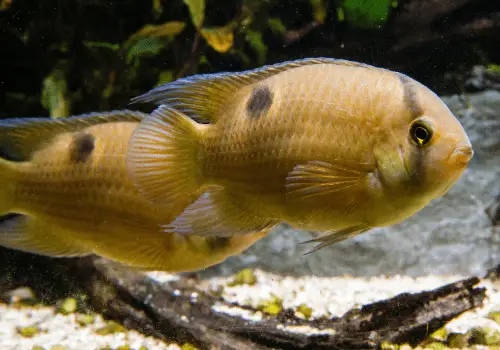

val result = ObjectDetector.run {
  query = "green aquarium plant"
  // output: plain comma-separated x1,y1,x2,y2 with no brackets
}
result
337,0,395,29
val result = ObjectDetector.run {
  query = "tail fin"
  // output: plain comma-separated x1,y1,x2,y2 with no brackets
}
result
127,105,205,204
0,158,16,216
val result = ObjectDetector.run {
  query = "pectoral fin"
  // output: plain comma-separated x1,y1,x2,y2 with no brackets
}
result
285,160,370,202
300,225,371,255
0,215,92,257
162,187,279,237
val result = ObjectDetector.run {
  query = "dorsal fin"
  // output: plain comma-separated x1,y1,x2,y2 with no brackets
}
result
0,110,147,161
130,57,378,123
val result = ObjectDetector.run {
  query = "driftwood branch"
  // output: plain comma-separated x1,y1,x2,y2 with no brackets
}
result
0,249,487,350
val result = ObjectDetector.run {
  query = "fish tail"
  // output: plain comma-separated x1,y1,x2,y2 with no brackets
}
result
127,105,205,204
0,157,17,216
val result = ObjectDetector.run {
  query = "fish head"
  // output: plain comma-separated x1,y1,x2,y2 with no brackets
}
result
400,88,473,200
373,78,473,206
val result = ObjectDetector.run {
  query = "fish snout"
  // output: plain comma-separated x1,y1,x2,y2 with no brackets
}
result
450,145,474,167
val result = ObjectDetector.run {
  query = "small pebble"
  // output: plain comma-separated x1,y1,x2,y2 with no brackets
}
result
17,326,40,338
228,268,257,286
95,320,126,335
75,313,95,326
296,304,312,320
489,311,500,325
5,287,38,306
257,294,283,316
116,345,131,350
423,342,447,350
429,327,448,342
50,345,68,350
447,332,469,348
57,298,77,315
380,341,399,350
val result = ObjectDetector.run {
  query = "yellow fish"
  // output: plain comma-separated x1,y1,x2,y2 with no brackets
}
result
127,57,473,252
0,111,267,271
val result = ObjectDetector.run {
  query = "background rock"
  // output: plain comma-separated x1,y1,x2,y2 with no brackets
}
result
202,90,500,278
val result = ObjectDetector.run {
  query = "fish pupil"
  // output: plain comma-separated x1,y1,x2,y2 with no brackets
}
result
411,123,431,146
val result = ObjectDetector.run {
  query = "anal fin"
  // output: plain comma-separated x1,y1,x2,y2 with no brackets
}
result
162,187,279,237
300,225,371,255
0,214,92,257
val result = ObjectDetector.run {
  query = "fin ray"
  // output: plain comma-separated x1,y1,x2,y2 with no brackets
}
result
285,160,370,202
127,105,203,204
130,58,378,123
0,215,92,257
162,187,278,237
301,225,371,254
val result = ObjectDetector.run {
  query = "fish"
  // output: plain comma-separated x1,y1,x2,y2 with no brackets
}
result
0,111,267,272
127,57,474,253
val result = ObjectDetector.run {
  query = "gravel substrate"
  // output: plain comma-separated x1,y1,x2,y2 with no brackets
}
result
3,270,500,349
0,298,181,350
198,271,469,321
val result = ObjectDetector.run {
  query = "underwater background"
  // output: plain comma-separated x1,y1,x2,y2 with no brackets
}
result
1,0,500,349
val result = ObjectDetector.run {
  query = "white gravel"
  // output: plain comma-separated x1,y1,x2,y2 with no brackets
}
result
198,270,468,320
0,301,181,350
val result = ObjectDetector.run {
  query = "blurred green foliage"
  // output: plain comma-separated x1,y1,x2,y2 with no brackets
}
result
340,0,394,29
0,0,494,118
41,69,70,118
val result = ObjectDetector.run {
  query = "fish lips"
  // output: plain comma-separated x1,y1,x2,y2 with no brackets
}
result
450,145,474,167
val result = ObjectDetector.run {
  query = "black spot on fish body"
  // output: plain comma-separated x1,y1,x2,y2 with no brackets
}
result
398,74,424,119
69,133,95,163
206,237,231,251
246,86,273,119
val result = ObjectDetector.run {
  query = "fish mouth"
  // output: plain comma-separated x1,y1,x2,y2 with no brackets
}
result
450,145,474,167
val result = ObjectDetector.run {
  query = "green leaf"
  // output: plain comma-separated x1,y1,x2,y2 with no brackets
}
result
199,55,209,65
337,7,345,22
125,21,186,48
183,0,205,29
245,30,267,65
341,0,392,29
83,41,120,51
41,70,70,118
200,26,234,53
156,70,174,86
310,0,327,24
268,18,287,36
126,38,164,63
152,0,163,17
486,64,500,74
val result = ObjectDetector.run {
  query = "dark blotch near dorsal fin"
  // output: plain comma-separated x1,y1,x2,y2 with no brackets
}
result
246,85,274,119
206,237,231,251
399,74,423,119
69,132,95,163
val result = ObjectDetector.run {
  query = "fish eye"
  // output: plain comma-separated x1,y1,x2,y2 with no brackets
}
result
410,121,433,146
